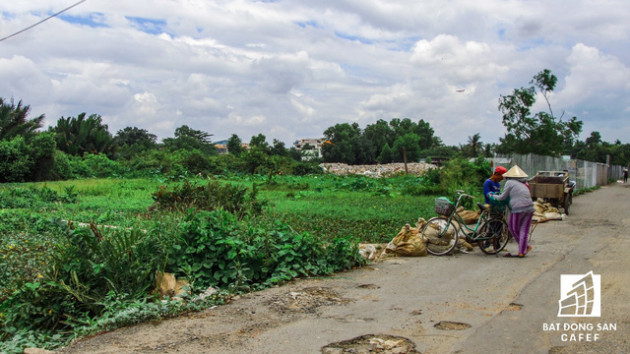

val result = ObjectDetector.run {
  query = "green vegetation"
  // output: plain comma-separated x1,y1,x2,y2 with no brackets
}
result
0,157,493,353
572,185,600,196
497,69,583,156
1,67,625,353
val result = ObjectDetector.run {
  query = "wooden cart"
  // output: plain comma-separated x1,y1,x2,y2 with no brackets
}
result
528,170,575,215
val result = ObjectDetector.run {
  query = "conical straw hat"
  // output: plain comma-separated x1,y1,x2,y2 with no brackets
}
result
503,165,528,178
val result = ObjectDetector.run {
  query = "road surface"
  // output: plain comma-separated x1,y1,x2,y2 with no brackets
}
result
61,182,630,354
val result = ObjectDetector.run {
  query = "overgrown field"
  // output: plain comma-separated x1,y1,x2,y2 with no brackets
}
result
0,164,487,353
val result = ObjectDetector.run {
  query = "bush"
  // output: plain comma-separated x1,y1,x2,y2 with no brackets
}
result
0,137,33,182
169,210,364,290
83,153,123,177
0,210,193,353
50,150,73,180
150,179,266,218
437,157,491,195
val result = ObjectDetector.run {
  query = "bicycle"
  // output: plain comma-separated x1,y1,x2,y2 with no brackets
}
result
420,190,511,256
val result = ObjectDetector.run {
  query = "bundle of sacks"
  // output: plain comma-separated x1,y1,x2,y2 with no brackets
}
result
385,222,428,257
533,199,564,223
384,216,476,257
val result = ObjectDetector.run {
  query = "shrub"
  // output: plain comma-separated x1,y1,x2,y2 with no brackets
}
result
82,153,123,177
150,179,266,218
50,150,73,180
437,157,491,194
0,137,33,182
169,210,364,290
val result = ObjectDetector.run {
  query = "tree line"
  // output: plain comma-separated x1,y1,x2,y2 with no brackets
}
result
322,69,629,166
0,98,323,183
1,70,627,183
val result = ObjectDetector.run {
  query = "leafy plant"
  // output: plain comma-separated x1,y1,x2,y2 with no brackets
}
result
150,179,266,218
168,210,364,290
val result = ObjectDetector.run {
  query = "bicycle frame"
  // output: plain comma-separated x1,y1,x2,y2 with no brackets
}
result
442,192,492,241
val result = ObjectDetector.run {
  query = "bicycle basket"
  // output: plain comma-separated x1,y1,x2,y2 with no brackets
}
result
434,197,455,216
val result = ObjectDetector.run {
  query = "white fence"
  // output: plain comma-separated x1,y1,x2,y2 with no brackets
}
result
491,154,626,190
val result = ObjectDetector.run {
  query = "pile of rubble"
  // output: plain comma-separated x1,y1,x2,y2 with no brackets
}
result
320,162,434,177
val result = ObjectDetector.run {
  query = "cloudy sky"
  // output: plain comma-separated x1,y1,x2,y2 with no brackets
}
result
1,0,629,147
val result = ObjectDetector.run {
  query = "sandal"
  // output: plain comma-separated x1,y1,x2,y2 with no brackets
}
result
504,253,514,257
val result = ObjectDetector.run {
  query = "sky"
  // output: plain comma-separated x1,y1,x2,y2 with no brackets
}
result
1,0,629,147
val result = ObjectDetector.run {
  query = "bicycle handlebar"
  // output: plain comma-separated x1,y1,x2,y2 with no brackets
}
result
456,190,474,199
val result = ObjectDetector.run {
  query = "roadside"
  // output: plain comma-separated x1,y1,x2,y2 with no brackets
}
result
60,183,630,354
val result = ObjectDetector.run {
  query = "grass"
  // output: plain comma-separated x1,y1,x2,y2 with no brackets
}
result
1,171,489,353
0,174,454,242
264,191,434,242
1,178,162,228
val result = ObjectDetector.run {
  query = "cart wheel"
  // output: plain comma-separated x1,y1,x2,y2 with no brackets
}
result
563,194,571,215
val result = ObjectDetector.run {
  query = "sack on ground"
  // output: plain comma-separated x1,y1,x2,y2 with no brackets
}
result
386,224,427,257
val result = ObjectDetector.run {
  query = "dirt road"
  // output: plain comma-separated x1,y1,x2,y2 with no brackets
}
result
61,183,630,354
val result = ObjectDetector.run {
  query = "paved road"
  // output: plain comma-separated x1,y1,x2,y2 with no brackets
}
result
62,183,630,354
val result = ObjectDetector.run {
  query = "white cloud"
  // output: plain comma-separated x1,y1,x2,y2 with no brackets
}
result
1,0,629,146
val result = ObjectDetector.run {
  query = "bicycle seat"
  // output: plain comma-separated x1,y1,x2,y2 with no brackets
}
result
477,202,488,211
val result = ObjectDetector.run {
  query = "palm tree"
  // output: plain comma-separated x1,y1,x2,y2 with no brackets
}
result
50,113,115,156
467,133,483,157
0,98,44,141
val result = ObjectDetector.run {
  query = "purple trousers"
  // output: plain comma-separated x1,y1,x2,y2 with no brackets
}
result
508,212,533,255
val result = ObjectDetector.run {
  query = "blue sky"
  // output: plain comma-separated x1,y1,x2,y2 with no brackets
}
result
0,0,629,147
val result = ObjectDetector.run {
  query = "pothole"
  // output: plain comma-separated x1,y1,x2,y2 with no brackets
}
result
434,321,471,330
322,334,419,353
357,283,380,289
505,303,523,311
267,287,352,314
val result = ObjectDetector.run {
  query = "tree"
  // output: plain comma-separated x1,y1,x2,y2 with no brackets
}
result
0,136,33,182
392,133,421,162
363,119,391,162
271,139,288,156
567,131,630,164
114,127,157,160
321,123,362,164
0,97,44,142
27,132,56,181
227,134,243,156
414,119,435,150
249,134,270,153
0,132,56,182
50,113,115,156
378,143,393,163
163,125,216,155
115,127,157,148
498,69,583,156
461,133,483,158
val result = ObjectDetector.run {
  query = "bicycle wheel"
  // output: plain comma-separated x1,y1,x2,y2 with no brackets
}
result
478,218,510,255
421,216,459,256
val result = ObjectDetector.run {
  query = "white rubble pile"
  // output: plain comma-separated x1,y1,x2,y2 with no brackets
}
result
320,162,435,177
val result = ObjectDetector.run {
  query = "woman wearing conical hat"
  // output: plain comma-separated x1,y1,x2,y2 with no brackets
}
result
488,165,534,257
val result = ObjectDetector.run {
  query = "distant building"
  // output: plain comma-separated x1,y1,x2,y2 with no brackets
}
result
293,138,324,160
214,140,249,154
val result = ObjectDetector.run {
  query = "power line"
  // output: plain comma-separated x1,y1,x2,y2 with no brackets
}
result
0,0,88,43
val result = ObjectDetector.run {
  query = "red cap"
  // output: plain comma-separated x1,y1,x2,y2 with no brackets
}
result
495,166,507,175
